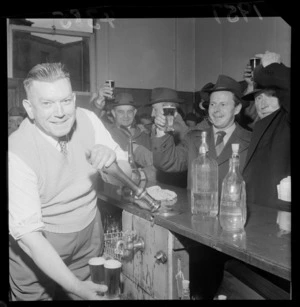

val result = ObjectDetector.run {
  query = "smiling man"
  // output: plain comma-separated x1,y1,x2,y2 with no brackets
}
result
9,62,131,301
107,92,151,152
151,75,252,299
152,75,251,191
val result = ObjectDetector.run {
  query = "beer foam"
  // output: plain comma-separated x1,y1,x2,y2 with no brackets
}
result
88,257,106,266
104,259,122,269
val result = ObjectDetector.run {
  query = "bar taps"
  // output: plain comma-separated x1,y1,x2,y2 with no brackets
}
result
115,231,145,259
103,161,160,213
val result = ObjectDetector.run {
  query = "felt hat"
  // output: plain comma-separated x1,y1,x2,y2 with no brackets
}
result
110,92,139,108
243,63,290,101
208,75,244,99
147,87,184,106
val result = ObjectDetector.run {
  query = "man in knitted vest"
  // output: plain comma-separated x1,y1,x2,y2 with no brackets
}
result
9,63,131,300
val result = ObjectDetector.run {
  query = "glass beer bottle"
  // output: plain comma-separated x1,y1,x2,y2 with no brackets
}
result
191,131,218,217
219,144,247,232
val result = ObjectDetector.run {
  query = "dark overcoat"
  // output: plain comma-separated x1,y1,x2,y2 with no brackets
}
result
243,106,290,211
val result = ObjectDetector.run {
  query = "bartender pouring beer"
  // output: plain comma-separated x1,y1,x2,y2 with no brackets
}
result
8,62,131,300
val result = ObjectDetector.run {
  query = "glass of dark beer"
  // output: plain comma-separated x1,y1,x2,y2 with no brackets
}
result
249,57,261,72
104,259,122,299
105,80,115,100
88,257,106,285
162,104,176,131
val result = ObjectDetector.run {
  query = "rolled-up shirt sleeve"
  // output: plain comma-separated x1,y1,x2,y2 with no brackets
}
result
9,152,44,240
83,109,128,161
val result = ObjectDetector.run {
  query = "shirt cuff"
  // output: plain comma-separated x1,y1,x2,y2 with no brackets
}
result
9,213,45,240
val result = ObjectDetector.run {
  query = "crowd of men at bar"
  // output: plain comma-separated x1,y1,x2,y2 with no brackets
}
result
8,50,290,300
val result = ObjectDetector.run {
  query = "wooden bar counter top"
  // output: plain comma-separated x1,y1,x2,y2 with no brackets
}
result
97,180,291,282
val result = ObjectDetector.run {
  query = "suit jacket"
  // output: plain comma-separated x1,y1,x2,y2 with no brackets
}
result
243,107,290,211
152,123,252,192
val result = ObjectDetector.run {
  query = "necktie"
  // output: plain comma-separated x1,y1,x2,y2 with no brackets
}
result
215,131,226,157
58,137,68,156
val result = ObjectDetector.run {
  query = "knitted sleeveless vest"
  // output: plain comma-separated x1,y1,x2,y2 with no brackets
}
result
9,108,98,233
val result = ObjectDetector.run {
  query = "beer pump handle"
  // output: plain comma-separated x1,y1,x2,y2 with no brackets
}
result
103,162,160,213
103,161,144,197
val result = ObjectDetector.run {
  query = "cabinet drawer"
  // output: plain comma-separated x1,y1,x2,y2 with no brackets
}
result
122,211,171,299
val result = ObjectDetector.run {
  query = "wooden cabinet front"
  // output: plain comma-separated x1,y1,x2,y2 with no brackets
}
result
121,211,189,300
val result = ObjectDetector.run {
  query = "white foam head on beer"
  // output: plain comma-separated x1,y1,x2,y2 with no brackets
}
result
104,259,122,269
88,257,106,266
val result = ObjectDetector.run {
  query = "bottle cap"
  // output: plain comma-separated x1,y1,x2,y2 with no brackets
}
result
232,143,239,153
201,131,207,138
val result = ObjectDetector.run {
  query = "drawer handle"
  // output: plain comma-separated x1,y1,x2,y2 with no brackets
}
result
154,251,168,264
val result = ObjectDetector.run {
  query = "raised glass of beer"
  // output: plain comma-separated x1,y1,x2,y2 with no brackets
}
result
105,80,115,100
249,58,261,72
162,103,176,131
104,259,122,299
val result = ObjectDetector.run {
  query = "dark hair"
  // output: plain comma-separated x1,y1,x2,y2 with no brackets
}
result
139,112,152,120
185,112,198,123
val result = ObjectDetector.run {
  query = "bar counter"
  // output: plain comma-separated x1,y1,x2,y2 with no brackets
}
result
97,181,291,282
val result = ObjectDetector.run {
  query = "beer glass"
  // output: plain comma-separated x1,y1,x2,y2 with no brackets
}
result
104,259,122,299
249,57,261,72
162,104,176,131
105,80,115,100
88,257,106,285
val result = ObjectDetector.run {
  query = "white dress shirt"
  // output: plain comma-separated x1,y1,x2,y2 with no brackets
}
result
9,108,128,239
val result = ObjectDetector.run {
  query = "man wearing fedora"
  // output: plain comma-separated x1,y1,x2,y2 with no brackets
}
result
107,92,152,152
242,51,290,210
152,76,251,192
148,87,189,142
147,87,189,188
151,78,252,299
106,92,159,183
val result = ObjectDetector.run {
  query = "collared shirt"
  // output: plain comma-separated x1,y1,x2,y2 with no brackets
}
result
212,122,236,147
9,108,128,239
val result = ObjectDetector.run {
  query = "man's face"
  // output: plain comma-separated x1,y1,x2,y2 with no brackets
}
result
111,105,137,128
254,90,280,119
208,91,241,129
8,115,24,135
23,78,76,140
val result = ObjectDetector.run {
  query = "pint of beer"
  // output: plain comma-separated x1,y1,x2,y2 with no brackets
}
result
162,104,176,131
88,257,106,285
249,57,261,72
104,259,122,299
105,80,115,100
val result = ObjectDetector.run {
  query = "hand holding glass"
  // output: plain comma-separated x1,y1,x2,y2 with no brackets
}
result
89,257,106,285
104,259,122,299
105,80,115,100
162,105,176,131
